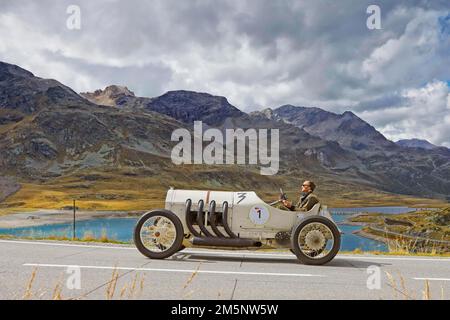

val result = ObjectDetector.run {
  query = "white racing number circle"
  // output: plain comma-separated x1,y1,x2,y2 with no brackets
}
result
249,206,270,225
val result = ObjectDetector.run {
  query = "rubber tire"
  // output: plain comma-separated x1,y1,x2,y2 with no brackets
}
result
291,216,341,265
134,210,184,259
290,248,323,257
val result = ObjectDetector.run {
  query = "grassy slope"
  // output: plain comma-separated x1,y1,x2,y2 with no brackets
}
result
349,207,450,242
0,166,448,216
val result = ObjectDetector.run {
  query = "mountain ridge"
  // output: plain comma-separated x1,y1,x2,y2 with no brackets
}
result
252,105,398,155
396,138,446,150
1,61,450,200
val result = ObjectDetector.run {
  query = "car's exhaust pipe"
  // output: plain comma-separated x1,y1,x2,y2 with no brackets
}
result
208,200,226,238
221,201,237,238
191,237,261,248
185,199,201,237
185,198,236,239
196,200,214,237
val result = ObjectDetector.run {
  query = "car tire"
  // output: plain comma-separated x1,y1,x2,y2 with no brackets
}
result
291,215,341,265
134,210,184,259
290,248,323,257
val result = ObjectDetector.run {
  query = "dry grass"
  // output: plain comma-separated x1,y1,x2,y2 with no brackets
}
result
0,170,169,212
52,275,64,300
183,263,202,290
0,233,128,244
23,267,37,299
384,270,447,300
380,231,447,255
1,167,448,214
118,273,146,299
181,263,202,299
340,250,450,257
20,266,148,300
351,207,450,254
106,268,119,300
423,280,431,300
79,229,113,243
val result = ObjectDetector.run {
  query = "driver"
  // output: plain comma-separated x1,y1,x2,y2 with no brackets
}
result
281,181,319,212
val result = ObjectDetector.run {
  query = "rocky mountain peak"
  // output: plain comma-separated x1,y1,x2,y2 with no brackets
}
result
271,104,396,153
249,108,274,119
103,85,135,97
145,90,245,125
260,108,275,118
81,85,135,106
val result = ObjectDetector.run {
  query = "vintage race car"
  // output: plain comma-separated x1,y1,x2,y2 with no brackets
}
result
134,188,341,265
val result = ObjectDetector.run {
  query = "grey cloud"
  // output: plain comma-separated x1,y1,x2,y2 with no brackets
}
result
43,51,173,98
0,0,449,145
354,94,408,113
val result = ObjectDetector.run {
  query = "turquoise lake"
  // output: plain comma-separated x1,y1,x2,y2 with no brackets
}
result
0,207,421,252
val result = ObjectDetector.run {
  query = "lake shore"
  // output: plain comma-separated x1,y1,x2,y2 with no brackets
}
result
0,209,143,229
340,213,390,244
352,229,388,244
0,206,419,229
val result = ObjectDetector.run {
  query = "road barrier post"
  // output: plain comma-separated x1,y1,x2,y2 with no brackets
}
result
73,199,76,240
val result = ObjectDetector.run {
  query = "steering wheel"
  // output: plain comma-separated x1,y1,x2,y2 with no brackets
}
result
269,188,288,206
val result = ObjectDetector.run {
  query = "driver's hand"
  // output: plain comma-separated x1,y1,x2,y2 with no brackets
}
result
282,200,292,208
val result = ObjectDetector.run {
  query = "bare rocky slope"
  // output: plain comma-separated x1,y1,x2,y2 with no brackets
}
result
1,61,450,200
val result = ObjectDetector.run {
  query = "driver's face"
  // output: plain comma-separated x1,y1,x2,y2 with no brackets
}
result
301,181,311,193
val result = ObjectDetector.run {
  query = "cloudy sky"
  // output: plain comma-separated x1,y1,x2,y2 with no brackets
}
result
1,0,449,146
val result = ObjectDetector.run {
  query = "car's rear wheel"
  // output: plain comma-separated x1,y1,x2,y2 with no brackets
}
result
134,210,184,259
291,216,340,265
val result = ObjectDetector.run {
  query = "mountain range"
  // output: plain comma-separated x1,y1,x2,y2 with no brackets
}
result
1,61,449,202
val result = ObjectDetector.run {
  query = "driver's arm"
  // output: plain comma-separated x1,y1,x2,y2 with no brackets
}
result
281,200,296,211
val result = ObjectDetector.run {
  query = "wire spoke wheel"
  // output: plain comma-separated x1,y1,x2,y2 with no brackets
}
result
134,210,184,259
291,216,341,265
298,222,333,259
140,216,177,253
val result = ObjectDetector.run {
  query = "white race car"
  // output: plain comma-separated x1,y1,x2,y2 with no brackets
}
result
134,188,341,265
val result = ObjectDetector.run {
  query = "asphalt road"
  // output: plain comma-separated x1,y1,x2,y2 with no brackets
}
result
0,239,449,300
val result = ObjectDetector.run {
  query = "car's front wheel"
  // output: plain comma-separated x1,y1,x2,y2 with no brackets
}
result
291,216,340,265
134,210,184,259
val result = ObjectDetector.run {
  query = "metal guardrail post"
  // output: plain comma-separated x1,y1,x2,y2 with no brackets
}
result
73,199,76,240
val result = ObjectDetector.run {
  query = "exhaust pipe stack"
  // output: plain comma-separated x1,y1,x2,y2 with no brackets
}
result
184,197,256,247
208,201,226,238
221,201,238,238
185,199,201,237
196,200,214,237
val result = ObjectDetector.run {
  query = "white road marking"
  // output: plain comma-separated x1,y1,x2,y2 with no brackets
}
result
2,239,449,262
339,256,450,262
22,263,324,278
184,250,450,263
413,277,450,282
